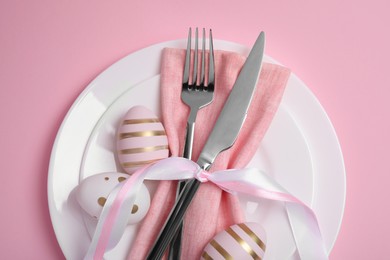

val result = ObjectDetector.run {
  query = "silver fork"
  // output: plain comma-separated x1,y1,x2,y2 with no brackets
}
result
181,27,215,160
168,27,215,260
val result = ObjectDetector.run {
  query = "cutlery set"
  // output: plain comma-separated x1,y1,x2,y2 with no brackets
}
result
147,28,266,259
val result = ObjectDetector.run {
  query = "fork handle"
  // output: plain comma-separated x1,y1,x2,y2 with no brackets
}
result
168,202,183,260
168,120,195,259
166,119,196,259
147,179,201,260
183,120,195,160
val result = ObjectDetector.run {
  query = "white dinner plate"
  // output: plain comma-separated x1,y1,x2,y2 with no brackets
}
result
48,39,345,260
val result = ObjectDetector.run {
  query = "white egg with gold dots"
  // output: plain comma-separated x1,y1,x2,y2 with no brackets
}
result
76,172,150,225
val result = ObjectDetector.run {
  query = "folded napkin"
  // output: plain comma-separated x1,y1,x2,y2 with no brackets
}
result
127,48,291,259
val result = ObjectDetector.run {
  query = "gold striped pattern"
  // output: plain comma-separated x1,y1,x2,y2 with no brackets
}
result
210,239,233,260
226,227,261,260
123,118,160,124
119,130,166,140
238,223,266,251
201,251,213,260
122,159,161,168
119,145,168,154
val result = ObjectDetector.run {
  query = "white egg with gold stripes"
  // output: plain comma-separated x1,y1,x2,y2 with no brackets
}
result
202,222,267,260
116,106,169,174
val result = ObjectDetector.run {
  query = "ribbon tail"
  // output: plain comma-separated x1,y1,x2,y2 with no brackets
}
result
83,157,198,259
84,165,150,260
209,168,329,260
286,203,328,260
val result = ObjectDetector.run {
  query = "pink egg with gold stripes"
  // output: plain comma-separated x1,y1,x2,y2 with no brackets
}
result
202,222,267,260
116,106,169,174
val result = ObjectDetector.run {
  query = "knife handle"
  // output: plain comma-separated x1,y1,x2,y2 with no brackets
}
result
147,179,201,260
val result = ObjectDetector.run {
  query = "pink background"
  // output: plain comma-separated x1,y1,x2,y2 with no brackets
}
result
1,0,388,259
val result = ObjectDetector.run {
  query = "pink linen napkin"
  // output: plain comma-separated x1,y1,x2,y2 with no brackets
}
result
127,48,291,259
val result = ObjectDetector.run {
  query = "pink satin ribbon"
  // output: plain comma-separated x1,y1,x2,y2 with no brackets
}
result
84,157,328,260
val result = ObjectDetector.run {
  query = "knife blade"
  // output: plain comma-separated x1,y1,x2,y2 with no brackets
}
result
196,31,265,170
147,31,265,260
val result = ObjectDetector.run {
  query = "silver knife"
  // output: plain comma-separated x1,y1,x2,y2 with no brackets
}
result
147,31,265,260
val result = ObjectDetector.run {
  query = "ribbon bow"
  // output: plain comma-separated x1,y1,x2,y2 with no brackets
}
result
84,157,328,260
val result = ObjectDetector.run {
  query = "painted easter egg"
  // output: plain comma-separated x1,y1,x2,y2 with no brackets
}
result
116,106,169,174
76,172,150,225
202,222,267,260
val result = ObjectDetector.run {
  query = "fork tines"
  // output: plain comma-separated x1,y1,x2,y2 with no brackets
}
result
183,27,215,91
